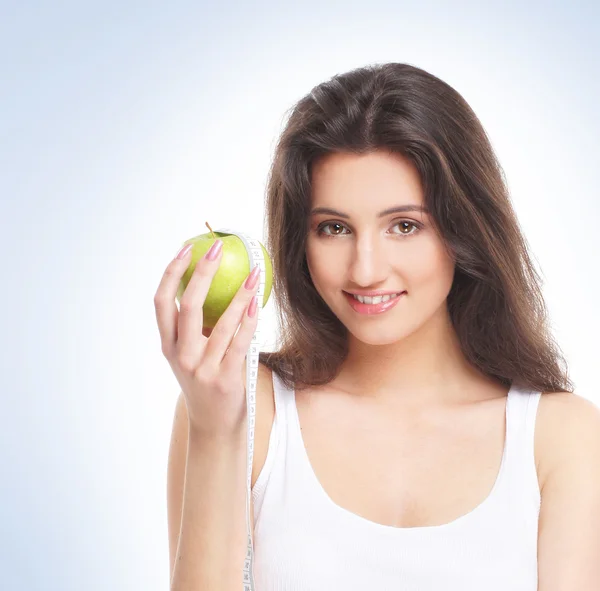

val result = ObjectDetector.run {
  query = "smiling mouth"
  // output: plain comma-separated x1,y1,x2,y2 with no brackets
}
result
344,291,406,304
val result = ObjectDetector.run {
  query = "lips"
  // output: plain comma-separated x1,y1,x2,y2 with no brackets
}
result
343,290,406,315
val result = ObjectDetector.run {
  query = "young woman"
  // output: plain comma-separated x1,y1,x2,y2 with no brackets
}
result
160,63,600,590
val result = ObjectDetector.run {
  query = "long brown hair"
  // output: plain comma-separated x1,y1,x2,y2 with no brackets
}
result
258,62,573,396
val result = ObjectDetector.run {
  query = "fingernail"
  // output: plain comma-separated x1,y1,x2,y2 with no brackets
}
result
244,265,260,289
248,296,258,317
176,244,193,260
204,240,223,261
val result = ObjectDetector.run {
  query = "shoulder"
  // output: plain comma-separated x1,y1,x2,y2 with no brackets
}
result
536,391,600,584
536,390,600,493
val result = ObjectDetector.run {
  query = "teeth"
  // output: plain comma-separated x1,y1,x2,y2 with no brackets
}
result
351,293,401,304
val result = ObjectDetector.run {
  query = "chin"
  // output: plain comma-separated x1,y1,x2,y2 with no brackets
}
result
343,318,419,346
342,305,435,348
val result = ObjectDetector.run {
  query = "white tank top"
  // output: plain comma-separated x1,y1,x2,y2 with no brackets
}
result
251,370,542,590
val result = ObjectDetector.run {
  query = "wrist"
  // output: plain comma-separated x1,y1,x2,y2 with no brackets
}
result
188,421,247,450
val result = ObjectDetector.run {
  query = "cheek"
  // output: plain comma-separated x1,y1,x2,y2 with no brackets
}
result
305,241,346,301
403,242,455,291
306,243,333,285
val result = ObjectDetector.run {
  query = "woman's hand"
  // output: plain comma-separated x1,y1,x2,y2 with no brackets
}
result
154,240,261,439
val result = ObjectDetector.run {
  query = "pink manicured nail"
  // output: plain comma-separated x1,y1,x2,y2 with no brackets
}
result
248,296,258,318
244,265,260,289
204,240,223,261
176,244,193,259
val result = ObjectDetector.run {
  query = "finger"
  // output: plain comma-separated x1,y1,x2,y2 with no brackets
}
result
177,240,224,355
202,265,261,367
221,292,261,374
154,244,195,356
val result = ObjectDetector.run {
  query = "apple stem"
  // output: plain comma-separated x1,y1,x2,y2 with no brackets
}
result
205,221,216,239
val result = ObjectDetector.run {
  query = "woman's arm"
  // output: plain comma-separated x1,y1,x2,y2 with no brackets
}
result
537,392,600,590
168,391,252,591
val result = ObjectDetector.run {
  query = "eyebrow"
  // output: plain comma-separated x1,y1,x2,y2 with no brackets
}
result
310,205,429,218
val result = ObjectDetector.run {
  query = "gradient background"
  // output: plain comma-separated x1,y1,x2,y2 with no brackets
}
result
1,1,598,589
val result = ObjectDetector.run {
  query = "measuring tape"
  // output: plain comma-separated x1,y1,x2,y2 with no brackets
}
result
214,227,266,590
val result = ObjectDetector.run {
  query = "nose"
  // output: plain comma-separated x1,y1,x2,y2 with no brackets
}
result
347,234,389,287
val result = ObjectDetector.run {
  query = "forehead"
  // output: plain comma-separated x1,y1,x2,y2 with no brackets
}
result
311,150,424,207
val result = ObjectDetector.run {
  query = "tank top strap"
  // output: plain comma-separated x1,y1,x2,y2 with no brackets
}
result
271,369,293,429
251,369,292,512
501,382,543,519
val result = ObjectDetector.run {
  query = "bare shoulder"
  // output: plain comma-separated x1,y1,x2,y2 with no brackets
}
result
536,389,600,493
536,391,600,584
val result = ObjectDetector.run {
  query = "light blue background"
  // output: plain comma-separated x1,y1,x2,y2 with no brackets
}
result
1,1,598,589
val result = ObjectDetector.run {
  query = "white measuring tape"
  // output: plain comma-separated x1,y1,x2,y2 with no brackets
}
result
214,227,266,590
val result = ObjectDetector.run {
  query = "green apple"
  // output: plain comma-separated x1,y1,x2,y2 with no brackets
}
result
176,227,273,329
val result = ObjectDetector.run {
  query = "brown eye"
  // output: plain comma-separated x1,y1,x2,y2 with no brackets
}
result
393,221,420,236
317,222,348,236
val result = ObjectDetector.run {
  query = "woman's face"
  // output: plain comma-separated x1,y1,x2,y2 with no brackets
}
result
305,150,456,346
